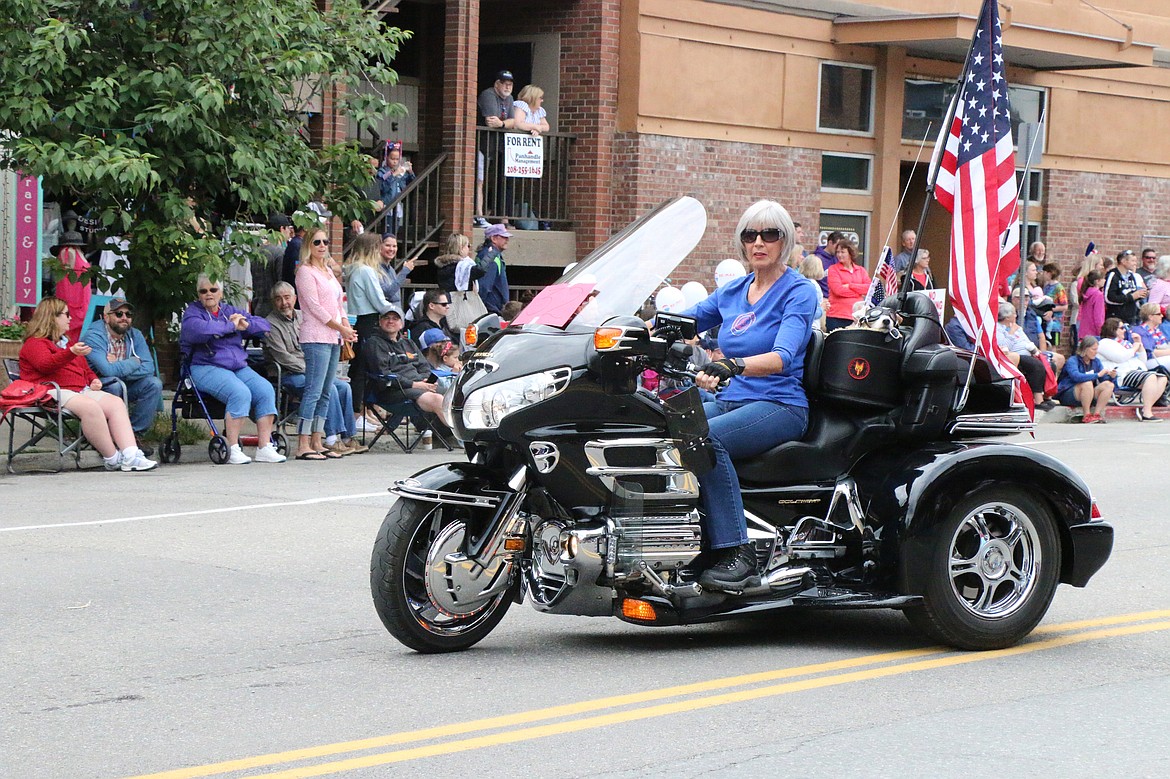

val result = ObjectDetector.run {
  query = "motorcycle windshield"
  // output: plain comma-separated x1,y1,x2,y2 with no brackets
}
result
512,196,708,329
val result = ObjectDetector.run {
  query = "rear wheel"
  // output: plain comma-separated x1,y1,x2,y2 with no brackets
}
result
904,487,1061,650
371,497,516,653
273,432,288,457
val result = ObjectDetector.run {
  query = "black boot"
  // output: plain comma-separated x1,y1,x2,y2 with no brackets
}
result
698,543,759,592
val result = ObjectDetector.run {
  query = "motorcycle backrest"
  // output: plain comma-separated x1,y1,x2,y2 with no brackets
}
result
802,328,824,393
895,292,946,367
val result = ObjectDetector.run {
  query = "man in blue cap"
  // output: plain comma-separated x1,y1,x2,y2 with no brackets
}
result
476,223,512,314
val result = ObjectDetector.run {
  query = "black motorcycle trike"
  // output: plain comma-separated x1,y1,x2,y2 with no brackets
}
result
370,197,1113,653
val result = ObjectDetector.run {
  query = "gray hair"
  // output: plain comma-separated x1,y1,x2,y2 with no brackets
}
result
735,200,796,264
1077,335,1099,354
997,301,1016,321
195,273,221,289
1156,255,1170,281
271,281,295,301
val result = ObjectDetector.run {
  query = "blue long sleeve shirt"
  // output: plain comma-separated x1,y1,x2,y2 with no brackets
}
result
476,245,510,314
1056,354,1104,396
681,269,818,407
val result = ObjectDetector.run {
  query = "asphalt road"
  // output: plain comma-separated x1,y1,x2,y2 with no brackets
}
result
2,423,1168,779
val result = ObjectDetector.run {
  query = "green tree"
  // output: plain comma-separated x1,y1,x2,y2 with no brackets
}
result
0,0,408,328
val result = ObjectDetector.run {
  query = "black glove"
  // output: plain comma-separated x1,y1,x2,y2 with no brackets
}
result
702,357,745,381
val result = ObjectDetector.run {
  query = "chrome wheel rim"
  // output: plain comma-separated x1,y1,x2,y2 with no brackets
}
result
948,502,1041,620
401,504,508,637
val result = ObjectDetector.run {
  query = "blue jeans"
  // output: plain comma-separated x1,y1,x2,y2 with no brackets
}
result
299,342,341,435
283,374,355,439
189,364,277,420
698,399,809,549
101,374,163,434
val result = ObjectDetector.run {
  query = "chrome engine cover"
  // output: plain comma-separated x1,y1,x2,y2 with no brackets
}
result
612,510,702,575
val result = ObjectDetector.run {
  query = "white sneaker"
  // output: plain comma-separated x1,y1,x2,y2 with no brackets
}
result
355,416,380,433
104,452,124,471
228,444,252,465
254,444,287,463
417,431,433,450
120,449,158,472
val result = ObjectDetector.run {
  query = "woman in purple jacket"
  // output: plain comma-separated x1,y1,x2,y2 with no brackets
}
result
180,274,285,464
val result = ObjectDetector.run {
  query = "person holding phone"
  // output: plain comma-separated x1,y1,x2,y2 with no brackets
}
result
1055,336,1115,424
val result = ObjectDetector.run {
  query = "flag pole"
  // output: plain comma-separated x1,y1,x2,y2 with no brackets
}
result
898,1,987,298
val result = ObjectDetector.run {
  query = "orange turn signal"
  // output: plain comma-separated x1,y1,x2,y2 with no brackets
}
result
464,324,478,348
594,327,624,351
503,537,526,552
621,598,657,622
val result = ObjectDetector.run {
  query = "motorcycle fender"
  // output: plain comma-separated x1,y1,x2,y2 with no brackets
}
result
390,462,524,556
389,462,511,510
852,442,1100,590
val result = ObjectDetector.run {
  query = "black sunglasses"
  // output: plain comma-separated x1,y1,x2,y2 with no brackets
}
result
107,310,132,318
312,238,330,246
740,228,784,244
198,287,220,294
434,300,451,306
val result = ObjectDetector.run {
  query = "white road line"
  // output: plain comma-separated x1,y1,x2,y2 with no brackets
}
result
0,491,391,533
1022,438,1084,446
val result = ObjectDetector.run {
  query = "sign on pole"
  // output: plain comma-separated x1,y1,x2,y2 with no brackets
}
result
12,173,42,307
504,134,544,178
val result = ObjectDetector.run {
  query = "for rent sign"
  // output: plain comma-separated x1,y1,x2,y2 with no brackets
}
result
504,134,544,178
12,173,42,306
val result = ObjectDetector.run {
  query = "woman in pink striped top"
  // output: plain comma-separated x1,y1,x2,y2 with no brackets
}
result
295,228,357,460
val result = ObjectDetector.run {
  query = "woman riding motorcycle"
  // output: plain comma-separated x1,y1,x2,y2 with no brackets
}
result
682,200,818,591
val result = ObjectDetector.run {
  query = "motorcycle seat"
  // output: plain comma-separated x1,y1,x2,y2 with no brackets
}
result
735,407,893,486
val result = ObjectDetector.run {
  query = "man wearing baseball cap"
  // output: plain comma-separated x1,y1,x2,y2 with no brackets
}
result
81,297,164,455
476,223,512,314
478,69,517,218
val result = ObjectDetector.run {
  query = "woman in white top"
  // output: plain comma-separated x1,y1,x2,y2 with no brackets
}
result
1097,316,1167,421
512,85,550,135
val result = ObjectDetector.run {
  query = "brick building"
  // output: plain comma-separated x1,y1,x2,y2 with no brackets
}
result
8,0,1170,310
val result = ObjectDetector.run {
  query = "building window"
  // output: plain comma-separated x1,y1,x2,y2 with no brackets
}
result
818,211,870,261
902,79,1046,146
1015,169,1043,205
819,63,874,135
822,153,872,193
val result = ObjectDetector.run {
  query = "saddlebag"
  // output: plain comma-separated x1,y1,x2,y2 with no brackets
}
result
819,328,903,409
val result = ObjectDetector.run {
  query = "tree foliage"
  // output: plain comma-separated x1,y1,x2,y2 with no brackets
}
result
0,0,408,325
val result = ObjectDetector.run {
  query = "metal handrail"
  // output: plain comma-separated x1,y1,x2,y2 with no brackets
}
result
344,151,448,258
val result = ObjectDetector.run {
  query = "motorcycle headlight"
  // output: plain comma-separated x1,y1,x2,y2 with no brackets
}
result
463,367,572,430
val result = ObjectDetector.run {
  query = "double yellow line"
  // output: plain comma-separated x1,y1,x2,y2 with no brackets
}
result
126,610,1170,779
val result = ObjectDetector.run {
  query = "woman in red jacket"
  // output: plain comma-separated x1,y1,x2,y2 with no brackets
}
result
825,239,871,331
18,297,156,471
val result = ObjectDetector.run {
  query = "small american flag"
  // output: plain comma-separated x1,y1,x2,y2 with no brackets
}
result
868,246,899,307
931,0,1028,412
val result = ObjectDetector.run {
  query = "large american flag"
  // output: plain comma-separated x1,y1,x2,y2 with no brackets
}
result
933,0,1026,407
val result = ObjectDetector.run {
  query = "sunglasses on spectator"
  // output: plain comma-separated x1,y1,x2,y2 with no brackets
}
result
198,287,219,294
740,228,784,244
312,238,330,246
107,310,133,318
1143,254,1157,260
434,300,451,307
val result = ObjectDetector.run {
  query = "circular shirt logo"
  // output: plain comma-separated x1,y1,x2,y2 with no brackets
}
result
848,358,871,380
729,312,756,336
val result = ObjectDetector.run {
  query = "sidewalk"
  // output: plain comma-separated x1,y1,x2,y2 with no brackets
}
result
1038,403,1170,424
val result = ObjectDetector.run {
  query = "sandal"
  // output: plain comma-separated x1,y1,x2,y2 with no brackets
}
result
317,449,345,459
295,451,328,461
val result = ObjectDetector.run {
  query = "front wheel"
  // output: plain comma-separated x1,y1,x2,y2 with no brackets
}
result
904,487,1061,650
371,497,516,653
